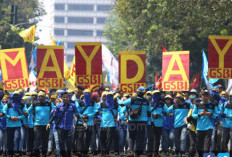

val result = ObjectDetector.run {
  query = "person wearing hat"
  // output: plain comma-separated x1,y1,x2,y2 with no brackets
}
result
75,89,97,156
71,85,85,102
117,86,150,157
0,94,7,155
145,91,152,102
31,92,38,103
192,90,219,157
162,95,175,156
46,92,87,157
96,91,119,156
185,89,198,156
168,93,192,156
27,91,55,157
218,91,232,156
3,91,27,156
23,96,34,156
146,90,168,157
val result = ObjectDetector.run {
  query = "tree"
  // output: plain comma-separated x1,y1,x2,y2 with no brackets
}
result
104,0,232,84
0,0,45,63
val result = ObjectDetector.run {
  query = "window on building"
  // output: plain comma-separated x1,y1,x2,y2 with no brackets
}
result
67,29,93,36
66,55,74,62
97,5,113,11
68,17,93,24
54,29,64,35
97,30,104,36
55,4,65,10
67,42,75,49
97,17,106,24
55,16,65,23
68,4,94,11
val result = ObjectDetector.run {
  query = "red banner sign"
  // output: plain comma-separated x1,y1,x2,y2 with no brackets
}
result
37,46,64,89
119,51,146,93
162,51,189,91
0,48,29,90
208,36,232,79
75,42,102,90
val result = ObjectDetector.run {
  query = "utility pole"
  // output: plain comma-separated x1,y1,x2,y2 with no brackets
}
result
10,5,18,25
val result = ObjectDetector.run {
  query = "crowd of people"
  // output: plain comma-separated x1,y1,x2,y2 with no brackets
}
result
0,84,231,157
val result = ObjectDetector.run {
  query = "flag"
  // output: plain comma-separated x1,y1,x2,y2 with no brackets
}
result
161,45,168,52
156,77,162,89
29,45,37,70
19,25,36,43
190,73,200,90
50,34,56,45
102,44,118,90
155,72,158,84
202,50,219,87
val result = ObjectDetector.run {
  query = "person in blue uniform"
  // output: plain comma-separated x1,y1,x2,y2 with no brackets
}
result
192,90,219,157
168,93,191,157
46,91,87,157
75,89,97,157
97,92,118,156
3,91,27,156
147,90,168,157
117,86,150,157
218,92,232,156
27,91,55,157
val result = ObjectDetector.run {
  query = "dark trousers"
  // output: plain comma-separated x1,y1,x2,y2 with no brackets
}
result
189,130,197,155
7,127,21,155
76,125,93,154
34,125,49,155
100,127,116,154
128,121,146,155
57,128,73,157
147,125,162,153
197,129,212,157
221,127,232,154
26,128,34,153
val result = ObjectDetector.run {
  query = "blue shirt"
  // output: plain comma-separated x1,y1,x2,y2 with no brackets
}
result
192,101,218,131
218,102,232,128
3,103,26,128
53,103,78,130
75,101,97,126
168,102,192,128
118,97,149,122
149,101,168,127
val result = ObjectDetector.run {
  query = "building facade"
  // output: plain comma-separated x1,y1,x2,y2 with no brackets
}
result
48,0,115,66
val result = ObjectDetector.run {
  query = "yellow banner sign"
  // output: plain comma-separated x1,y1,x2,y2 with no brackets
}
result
119,51,146,93
0,48,29,90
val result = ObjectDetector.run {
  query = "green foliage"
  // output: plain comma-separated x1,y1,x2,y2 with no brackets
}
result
104,0,232,84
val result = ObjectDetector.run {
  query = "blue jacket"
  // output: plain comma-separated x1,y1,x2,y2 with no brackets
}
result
218,102,232,128
0,102,6,130
54,102,78,130
168,102,192,128
163,111,174,130
75,100,97,126
118,97,149,122
149,101,168,127
28,100,55,126
192,101,218,131
97,101,118,128
3,102,26,128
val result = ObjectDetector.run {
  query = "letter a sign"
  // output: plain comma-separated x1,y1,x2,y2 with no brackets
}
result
119,51,146,93
208,36,232,79
0,48,29,90
162,51,189,91
37,46,64,89
75,42,102,91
